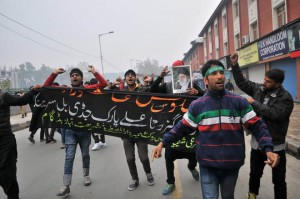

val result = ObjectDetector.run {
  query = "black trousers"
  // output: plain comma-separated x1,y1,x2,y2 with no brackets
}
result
44,128,56,141
92,133,105,143
29,128,45,140
122,139,151,180
249,148,286,199
165,148,197,184
0,174,19,199
0,139,19,199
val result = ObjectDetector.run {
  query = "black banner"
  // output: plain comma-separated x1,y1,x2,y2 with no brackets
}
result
34,87,198,152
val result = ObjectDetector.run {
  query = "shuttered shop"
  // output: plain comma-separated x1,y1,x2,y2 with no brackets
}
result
270,58,297,99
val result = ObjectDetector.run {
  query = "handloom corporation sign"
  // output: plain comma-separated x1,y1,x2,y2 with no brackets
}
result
258,30,289,61
237,20,300,66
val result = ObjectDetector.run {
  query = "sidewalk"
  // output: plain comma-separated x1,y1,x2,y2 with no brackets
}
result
10,105,300,156
286,103,300,156
11,112,32,132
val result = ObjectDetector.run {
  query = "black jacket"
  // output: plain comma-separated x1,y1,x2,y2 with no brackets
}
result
0,90,35,170
0,91,35,137
231,63,294,144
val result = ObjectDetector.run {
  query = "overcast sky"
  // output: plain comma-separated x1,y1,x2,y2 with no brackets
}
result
0,0,221,74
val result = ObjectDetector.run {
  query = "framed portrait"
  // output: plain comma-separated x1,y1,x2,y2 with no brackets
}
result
171,65,192,94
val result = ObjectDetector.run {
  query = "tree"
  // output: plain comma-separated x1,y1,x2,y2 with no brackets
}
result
0,79,10,91
17,62,37,88
35,64,53,84
136,58,163,76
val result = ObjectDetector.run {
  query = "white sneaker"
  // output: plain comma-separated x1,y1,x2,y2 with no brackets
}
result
91,142,102,151
101,142,107,148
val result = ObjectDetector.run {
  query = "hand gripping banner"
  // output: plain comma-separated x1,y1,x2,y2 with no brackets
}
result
32,87,198,152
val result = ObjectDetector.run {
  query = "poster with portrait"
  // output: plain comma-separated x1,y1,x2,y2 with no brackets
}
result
193,72,206,91
171,65,192,94
287,21,300,52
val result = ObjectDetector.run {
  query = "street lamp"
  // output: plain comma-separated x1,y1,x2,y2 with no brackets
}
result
99,31,114,74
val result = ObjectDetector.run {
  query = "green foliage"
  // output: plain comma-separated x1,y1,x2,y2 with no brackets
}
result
0,79,11,91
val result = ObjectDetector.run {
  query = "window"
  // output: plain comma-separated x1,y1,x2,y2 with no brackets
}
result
214,23,218,37
235,34,241,49
203,36,207,56
208,31,212,44
224,42,228,56
208,29,212,53
233,1,239,19
277,4,286,28
203,35,207,62
215,49,219,59
251,22,258,40
222,14,227,28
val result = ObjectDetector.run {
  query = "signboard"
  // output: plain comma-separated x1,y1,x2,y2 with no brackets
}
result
238,43,259,67
258,30,289,60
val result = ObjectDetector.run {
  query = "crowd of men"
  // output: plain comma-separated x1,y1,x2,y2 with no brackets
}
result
0,54,294,199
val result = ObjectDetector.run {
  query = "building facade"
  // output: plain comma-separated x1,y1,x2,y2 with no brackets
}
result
183,0,300,99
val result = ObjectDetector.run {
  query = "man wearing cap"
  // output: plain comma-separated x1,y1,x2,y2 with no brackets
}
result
43,66,107,196
150,60,204,195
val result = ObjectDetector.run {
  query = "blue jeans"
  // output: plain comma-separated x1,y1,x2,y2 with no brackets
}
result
60,128,66,144
64,129,91,174
200,165,239,199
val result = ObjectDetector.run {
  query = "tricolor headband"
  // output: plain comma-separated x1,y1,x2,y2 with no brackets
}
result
205,66,224,77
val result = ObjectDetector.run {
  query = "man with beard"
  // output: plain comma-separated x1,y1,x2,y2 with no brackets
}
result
151,59,280,199
43,66,107,196
120,69,155,191
0,85,41,199
174,67,191,92
230,53,294,199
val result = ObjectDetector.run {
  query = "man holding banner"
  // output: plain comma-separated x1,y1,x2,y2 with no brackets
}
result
0,85,41,199
120,69,155,191
151,59,280,199
43,66,107,197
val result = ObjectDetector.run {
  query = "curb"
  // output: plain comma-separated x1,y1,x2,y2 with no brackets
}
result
12,121,31,133
286,136,300,157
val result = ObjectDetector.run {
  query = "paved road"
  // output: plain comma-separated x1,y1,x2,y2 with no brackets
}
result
1,128,300,199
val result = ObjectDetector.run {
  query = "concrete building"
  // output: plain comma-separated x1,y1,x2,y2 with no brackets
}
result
183,0,300,99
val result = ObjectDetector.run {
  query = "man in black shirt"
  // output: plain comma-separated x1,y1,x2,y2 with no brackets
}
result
0,85,40,199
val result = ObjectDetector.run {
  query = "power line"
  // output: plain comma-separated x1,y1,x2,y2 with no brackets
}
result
0,12,100,59
103,58,125,72
0,22,91,61
0,12,125,73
